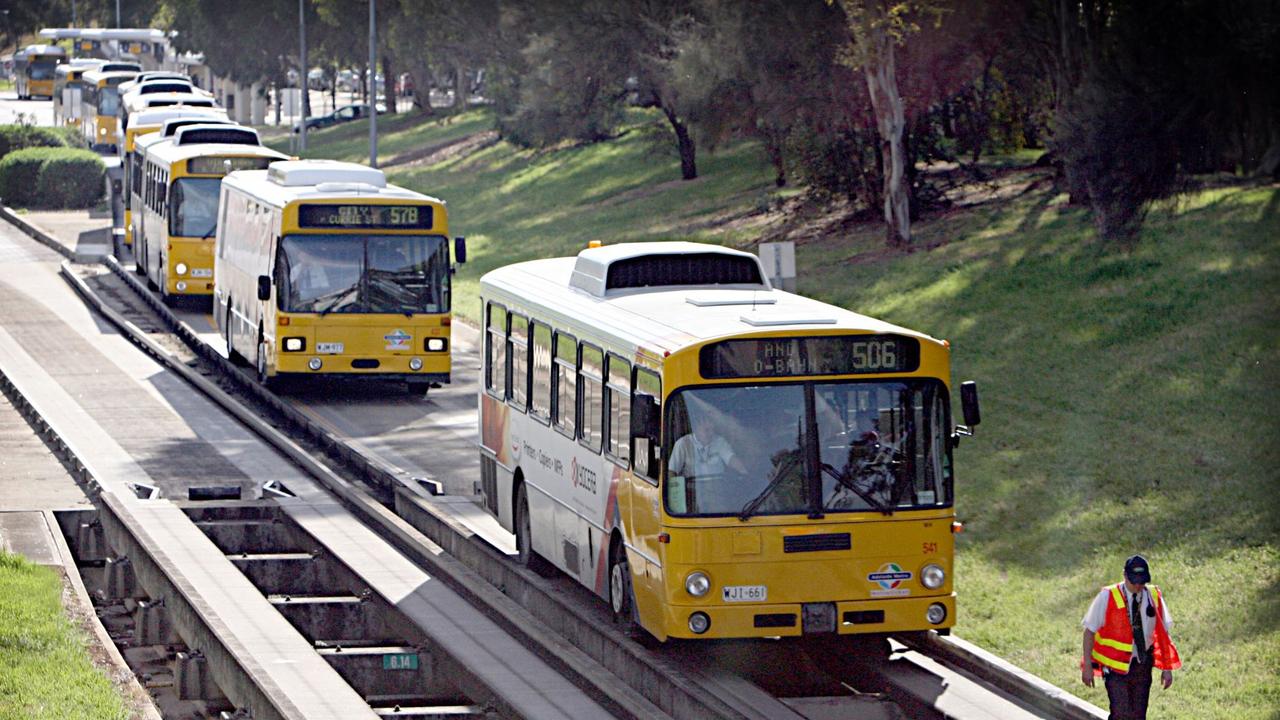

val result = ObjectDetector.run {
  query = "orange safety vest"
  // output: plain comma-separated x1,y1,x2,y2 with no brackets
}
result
1090,583,1182,675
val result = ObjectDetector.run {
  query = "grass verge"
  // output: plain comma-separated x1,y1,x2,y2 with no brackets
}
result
277,109,1280,719
0,551,128,720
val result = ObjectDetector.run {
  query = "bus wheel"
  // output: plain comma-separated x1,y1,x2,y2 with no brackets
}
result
609,539,638,629
515,483,552,576
405,380,430,397
256,335,277,389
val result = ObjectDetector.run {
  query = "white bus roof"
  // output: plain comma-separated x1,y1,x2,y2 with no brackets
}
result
82,69,138,84
145,141,288,166
222,161,442,208
130,107,228,130
172,124,259,146
481,242,933,357
158,117,237,137
128,93,217,111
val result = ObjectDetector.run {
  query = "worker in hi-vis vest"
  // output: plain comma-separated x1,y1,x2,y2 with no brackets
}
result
1081,555,1182,720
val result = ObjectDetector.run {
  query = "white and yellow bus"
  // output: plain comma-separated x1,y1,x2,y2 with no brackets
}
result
14,45,67,99
122,107,230,248
477,241,981,646
214,160,465,393
52,64,88,126
137,125,285,300
120,91,217,132
79,68,137,151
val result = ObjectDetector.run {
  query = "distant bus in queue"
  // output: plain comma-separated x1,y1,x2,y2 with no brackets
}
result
122,107,230,249
214,160,466,394
120,92,217,132
477,241,982,649
79,69,137,151
14,45,67,99
52,64,87,126
136,125,286,300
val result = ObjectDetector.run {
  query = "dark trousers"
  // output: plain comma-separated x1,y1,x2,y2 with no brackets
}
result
1104,654,1154,720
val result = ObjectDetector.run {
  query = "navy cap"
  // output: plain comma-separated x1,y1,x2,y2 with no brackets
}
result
1124,555,1152,584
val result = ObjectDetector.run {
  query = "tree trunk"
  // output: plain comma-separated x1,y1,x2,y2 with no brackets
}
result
406,60,435,116
661,105,697,180
382,54,396,113
765,128,786,187
453,63,469,110
862,27,910,248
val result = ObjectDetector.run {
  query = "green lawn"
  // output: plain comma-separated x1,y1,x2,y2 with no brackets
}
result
284,109,1280,719
0,552,128,720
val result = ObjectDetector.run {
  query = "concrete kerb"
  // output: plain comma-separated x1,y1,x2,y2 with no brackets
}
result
1,205,77,261
66,261,670,720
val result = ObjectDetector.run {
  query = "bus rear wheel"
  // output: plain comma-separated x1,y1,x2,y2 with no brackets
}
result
515,483,552,576
609,539,638,629
256,335,277,390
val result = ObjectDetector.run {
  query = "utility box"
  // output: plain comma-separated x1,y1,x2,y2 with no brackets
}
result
758,241,796,293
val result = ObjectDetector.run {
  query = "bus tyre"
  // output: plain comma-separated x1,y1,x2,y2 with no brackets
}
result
515,483,552,576
609,540,639,630
406,380,430,397
256,337,277,390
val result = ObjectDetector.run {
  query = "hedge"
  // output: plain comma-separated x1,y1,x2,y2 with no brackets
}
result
0,124,85,160
0,147,105,209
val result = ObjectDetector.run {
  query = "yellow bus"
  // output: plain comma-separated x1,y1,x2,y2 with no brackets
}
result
15,45,67,99
138,125,286,300
122,107,230,248
120,91,217,133
477,241,982,646
214,160,465,393
53,64,88,126
80,68,137,151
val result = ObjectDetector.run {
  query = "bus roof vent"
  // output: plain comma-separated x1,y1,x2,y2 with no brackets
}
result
570,242,770,297
174,125,260,146
314,182,382,193
267,160,386,188
162,118,235,137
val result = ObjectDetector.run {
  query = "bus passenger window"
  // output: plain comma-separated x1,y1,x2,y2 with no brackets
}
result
632,368,661,482
485,303,508,398
605,354,630,468
552,332,577,438
529,322,552,422
509,314,528,412
579,344,603,453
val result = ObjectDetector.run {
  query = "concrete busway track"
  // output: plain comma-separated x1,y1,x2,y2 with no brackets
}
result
5,206,1106,720
0,219,627,720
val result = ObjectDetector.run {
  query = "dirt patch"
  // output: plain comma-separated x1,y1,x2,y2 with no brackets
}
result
387,130,500,169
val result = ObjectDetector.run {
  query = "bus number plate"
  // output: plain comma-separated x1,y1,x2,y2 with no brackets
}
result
190,268,212,278
316,342,344,354
722,585,767,603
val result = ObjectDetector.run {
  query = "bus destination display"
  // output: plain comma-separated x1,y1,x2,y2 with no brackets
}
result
187,156,273,176
298,204,433,230
700,334,920,378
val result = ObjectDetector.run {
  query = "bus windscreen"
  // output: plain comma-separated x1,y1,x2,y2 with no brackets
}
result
278,234,449,315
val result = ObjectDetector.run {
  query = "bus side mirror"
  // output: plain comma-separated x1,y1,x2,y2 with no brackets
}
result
454,236,467,264
256,275,271,301
631,394,660,444
960,381,981,427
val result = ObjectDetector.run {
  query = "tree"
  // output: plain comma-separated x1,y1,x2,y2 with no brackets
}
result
835,1,940,248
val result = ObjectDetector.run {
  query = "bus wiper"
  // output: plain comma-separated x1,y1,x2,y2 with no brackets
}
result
821,463,891,515
200,224,217,239
739,452,801,521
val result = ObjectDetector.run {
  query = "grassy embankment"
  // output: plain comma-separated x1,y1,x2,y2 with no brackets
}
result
0,552,128,720
279,109,1279,720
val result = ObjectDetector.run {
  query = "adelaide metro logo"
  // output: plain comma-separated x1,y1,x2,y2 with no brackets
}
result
868,563,912,590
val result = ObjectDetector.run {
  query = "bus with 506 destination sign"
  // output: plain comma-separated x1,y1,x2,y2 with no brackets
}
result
477,241,981,653
137,124,286,300
214,160,466,395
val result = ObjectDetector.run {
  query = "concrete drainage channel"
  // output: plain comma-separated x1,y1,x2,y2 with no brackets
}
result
56,504,487,720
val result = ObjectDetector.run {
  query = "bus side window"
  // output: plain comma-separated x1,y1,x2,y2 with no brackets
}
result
529,321,552,424
605,354,630,469
632,368,661,483
552,331,577,439
484,302,507,399
579,343,604,454
508,313,529,412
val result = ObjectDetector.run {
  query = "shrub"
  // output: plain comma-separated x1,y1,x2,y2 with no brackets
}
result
0,125,72,160
0,147,104,209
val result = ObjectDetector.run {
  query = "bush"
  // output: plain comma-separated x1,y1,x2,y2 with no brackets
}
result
0,125,74,160
0,147,104,209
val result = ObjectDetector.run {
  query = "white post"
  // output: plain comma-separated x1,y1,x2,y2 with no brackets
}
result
298,0,307,153
368,0,378,168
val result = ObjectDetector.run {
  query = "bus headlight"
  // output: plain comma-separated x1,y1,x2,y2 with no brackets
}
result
688,612,711,634
425,337,447,352
99,127,107,136
408,357,423,371
174,262,188,276
921,564,945,589
283,337,305,352
685,571,710,598
307,357,322,371
926,603,947,625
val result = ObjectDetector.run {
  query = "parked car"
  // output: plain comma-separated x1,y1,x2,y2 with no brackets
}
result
292,103,384,133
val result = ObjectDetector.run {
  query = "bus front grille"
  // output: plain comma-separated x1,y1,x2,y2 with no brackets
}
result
351,359,380,369
783,533,851,553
